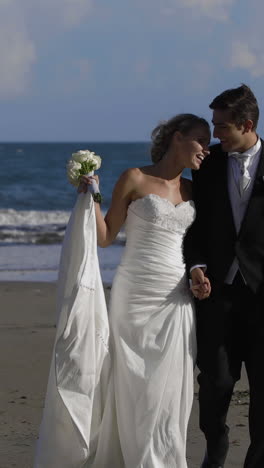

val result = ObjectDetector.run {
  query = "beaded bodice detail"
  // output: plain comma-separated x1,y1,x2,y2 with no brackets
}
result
128,194,195,234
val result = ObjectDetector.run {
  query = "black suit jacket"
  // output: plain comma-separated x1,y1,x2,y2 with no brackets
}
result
184,140,264,294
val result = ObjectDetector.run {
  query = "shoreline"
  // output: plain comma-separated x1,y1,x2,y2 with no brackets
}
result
0,281,249,467
0,242,124,285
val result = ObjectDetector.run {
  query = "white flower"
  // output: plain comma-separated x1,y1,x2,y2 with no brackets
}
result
85,151,96,161
72,150,102,171
67,159,81,186
92,155,102,170
72,150,90,163
67,159,82,171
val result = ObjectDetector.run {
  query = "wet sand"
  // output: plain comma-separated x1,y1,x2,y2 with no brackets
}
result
0,282,249,468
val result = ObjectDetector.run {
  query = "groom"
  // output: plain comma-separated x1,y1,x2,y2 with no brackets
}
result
184,84,264,468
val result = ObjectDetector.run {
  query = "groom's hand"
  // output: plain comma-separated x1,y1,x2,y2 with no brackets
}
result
190,267,211,300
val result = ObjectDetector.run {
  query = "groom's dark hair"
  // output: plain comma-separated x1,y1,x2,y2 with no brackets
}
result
209,84,259,130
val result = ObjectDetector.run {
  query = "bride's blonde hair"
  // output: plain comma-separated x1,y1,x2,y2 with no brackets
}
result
151,113,210,163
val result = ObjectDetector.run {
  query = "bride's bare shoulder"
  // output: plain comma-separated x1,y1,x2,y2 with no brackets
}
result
113,167,150,197
118,166,152,183
126,165,153,174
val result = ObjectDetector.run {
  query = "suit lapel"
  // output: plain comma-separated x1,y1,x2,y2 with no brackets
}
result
255,139,264,180
219,151,237,236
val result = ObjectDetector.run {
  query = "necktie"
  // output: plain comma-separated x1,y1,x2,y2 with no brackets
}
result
229,152,251,196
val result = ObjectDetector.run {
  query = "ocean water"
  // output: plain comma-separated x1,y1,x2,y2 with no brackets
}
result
0,143,191,283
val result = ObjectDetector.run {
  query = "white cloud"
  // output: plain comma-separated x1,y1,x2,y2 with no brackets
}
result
0,0,94,99
159,0,236,22
228,2,264,77
23,0,93,30
54,58,94,95
60,0,93,28
230,41,264,77
186,61,215,91
0,1,36,98
182,0,233,9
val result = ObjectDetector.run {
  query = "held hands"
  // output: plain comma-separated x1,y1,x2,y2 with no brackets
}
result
78,175,99,194
190,267,211,300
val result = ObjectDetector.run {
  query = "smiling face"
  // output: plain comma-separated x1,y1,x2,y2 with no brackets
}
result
212,109,256,153
175,125,211,170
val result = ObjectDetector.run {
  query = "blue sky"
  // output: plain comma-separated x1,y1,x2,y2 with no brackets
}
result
1,0,264,141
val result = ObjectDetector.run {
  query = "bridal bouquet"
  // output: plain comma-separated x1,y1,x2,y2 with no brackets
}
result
67,149,102,203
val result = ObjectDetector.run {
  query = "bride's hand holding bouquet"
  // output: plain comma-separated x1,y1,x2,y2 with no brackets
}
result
78,173,99,195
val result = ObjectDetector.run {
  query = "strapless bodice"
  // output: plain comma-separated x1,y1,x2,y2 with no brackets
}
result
128,194,195,234
114,194,196,297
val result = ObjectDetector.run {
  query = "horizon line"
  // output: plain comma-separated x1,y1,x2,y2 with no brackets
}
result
0,140,151,144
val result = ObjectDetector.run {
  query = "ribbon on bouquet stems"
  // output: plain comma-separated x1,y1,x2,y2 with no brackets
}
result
85,171,100,195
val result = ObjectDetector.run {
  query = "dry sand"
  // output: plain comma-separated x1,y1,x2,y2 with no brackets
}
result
0,282,249,468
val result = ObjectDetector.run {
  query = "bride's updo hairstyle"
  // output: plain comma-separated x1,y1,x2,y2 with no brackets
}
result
151,113,210,163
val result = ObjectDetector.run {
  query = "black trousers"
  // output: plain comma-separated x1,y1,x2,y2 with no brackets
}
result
196,272,264,468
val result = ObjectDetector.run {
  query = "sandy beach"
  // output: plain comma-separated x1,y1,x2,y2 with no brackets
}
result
0,281,249,468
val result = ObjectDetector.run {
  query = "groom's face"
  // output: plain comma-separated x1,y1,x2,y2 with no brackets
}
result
212,109,247,152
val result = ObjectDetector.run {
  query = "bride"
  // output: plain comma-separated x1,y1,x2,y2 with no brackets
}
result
34,113,210,468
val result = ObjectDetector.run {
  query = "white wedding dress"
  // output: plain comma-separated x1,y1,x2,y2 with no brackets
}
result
34,193,196,468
